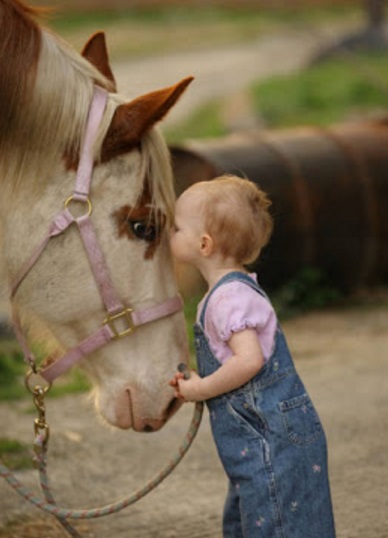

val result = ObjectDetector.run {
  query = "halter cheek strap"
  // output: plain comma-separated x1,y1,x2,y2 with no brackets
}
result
10,86,183,383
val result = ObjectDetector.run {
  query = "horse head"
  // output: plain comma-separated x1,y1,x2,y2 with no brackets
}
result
0,1,193,432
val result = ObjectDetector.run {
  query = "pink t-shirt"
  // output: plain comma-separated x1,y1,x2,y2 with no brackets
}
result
197,274,277,364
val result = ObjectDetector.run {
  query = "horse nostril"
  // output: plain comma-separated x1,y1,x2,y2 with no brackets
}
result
143,424,154,433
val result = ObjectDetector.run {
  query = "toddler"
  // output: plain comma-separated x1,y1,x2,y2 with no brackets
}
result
169,175,336,538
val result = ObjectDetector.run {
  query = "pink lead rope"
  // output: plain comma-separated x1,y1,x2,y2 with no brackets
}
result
10,86,183,382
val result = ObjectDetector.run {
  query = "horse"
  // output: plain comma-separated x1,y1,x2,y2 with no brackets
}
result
0,0,193,433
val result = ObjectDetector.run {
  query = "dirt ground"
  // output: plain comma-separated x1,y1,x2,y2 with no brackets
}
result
1,292,388,538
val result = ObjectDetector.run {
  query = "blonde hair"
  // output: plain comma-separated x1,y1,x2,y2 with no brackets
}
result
193,175,273,265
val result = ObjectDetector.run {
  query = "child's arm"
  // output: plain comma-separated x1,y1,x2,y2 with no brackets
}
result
174,329,264,402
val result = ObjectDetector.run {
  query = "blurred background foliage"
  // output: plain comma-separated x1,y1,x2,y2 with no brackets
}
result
39,3,361,60
27,0,388,138
166,51,388,141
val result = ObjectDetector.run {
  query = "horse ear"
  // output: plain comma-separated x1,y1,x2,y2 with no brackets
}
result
82,32,116,90
101,76,194,162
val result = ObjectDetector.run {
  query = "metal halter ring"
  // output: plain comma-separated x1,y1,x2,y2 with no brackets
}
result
64,195,92,218
25,369,52,396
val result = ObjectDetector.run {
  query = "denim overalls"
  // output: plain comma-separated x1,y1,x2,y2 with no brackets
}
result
194,272,336,538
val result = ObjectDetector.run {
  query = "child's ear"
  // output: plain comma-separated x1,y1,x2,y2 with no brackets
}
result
200,234,213,257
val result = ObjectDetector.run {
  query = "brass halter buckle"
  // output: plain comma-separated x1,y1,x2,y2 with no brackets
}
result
104,308,135,339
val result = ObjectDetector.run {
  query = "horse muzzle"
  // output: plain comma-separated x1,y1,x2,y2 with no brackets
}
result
113,385,183,432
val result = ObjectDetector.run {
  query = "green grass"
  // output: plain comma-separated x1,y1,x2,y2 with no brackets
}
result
0,438,34,470
49,369,91,397
44,4,360,60
48,4,358,31
166,51,388,143
0,343,91,402
253,52,388,128
0,344,26,401
183,293,201,360
48,7,276,59
167,101,227,144
49,4,356,31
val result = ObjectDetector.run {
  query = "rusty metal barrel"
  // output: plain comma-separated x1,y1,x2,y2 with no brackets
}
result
171,120,388,291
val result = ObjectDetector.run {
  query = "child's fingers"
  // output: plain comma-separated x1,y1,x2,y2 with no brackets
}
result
168,372,185,387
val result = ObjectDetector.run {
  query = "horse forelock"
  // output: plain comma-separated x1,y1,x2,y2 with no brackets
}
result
139,128,176,227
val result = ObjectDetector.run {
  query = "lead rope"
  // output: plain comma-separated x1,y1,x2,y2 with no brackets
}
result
0,367,203,536
32,386,82,537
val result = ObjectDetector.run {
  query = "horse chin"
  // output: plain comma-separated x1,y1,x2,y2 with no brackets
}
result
108,386,183,432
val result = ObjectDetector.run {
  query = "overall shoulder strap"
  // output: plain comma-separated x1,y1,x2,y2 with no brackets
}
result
199,271,266,327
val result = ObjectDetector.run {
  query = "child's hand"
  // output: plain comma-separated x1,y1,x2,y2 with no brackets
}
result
168,370,203,401
175,371,204,402
169,371,184,390
168,371,186,399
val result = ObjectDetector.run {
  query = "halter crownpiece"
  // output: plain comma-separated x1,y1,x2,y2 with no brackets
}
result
10,86,183,382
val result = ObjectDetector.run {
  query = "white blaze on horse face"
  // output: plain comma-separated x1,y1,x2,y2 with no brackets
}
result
5,144,190,432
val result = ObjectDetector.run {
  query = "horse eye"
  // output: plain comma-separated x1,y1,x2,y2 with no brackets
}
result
129,220,157,242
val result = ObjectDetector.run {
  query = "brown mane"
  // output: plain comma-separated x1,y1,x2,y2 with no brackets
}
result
0,0,42,142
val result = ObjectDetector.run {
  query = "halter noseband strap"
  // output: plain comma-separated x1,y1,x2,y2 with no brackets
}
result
10,86,183,383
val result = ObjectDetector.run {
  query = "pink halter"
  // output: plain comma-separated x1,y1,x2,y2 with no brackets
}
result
10,86,183,383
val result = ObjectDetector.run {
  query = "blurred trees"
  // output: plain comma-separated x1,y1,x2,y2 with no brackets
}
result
364,0,386,43
311,0,387,63
365,0,385,29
